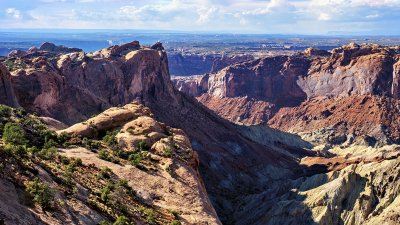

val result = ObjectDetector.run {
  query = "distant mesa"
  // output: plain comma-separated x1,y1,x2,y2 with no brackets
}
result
39,42,83,53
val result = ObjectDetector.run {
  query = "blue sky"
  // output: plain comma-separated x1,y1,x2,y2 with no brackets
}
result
0,0,399,35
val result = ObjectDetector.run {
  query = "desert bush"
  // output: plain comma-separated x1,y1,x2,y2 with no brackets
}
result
113,216,134,225
102,131,118,147
143,208,156,225
25,178,55,210
164,147,172,157
138,141,149,151
98,167,112,180
38,146,58,160
43,138,58,149
0,105,12,118
101,181,115,203
98,149,112,161
99,220,111,225
128,153,141,166
4,144,27,158
170,220,181,225
2,122,28,146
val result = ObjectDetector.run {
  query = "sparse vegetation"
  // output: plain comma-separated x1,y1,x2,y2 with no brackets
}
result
138,141,149,151
128,153,142,166
0,105,187,224
139,207,157,225
113,216,134,225
102,131,118,147
98,149,112,161
25,178,55,210
164,147,172,157
2,122,28,146
101,181,114,203
170,220,181,225
98,167,112,180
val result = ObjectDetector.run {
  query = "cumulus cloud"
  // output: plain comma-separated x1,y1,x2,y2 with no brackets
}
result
6,8,23,19
0,0,399,34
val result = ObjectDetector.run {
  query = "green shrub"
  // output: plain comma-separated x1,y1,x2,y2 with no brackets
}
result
74,158,83,166
170,220,181,225
57,132,70,146
4,143,27,157
138,141,149,151
43,138,58,149
25,178,54,210
102,131,118,147
99,220,111,225
101,181,115,203
143,208,156,225
164,147,172,157
128,153,141,166
64,171,74,187
38,147,58,160
170,209,179,219
117,179,129,189
2,122,28,145
114,149,129,159
98,167,112,179
27,146,39,154
98,149,112,161
59,155,70,165
0,105,12,118
165,165,174,176
113,216,134,225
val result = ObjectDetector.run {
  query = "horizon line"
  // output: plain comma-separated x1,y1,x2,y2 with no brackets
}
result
1,28,400,37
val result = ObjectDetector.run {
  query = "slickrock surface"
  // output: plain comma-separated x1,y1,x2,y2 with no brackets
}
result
58,102,221,225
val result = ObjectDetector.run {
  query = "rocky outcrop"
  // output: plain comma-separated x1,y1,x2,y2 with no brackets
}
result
0,63,19,107
211,54,254,73
3,41,306,225
172,74,209,96
58,102,221,225
174,44,400,144
268,95,400,146
7,41,175,124
5,41,400,225
168,52,253,76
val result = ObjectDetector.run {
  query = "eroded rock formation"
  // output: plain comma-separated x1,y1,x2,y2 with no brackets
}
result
3,41,400,225
0,63,19,107
174,43,400,145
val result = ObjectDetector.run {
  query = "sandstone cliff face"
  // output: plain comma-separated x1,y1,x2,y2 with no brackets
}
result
174,44,400,144
268,95,400,146
172,74,209,96
3,42,306,225
0,63,19,107
8,42,176,125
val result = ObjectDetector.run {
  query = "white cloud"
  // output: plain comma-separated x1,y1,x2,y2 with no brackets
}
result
318,13,331,21
6,8,22,19
366,13,380,18
197,7,219,24
1,0,400,34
